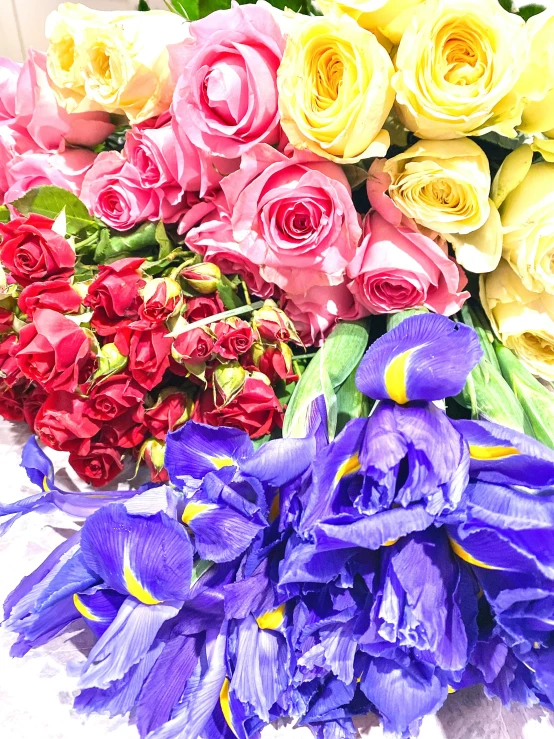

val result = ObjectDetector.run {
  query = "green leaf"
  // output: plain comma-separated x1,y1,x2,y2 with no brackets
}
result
497,0,513,10
95,222,158,263
12,186,97,236
217,275,243,310
386,307,429,332
165,0,199,18
155,221,172,260
335,368,372,435
518,3,545,20
0,205,9,223
138,0,150,8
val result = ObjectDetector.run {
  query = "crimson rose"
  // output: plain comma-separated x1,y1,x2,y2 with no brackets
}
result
144,390,192,441
69,444,124,487
86,373,145,421
35,392,101,453
193,376,283,438
0,386,25,422
22,385,48,432
18,280,83,318
0,214,75,286
128,323,172,391
0,334,23,388
84,258,145,336
213,318,255,360
14,309,95,393
185,294,224,323
99,409,148,449
172,327,214,364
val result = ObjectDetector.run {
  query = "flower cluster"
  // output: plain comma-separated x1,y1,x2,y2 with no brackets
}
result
5,314,554,739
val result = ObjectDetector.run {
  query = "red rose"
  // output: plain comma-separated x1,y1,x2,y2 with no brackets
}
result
252,303,300,344
22,385,48,432
18,280,83,318
35,392,101,453
69,444,124,487
0,386,25,422
213,318,255,360
185,293,224,323
193,376,283,438
99,409,148,449
14,309,95,392
86,373,145,421
0,334,24,388
144,389,192,441
140,438,169,483
139,277,182,324
84,258,145,336
0,307,13,334
172,327,214,364
128,323,172,391
0,214,75,286
246,344,298,384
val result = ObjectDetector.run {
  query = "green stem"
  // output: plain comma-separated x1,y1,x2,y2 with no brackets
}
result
172,301,264,335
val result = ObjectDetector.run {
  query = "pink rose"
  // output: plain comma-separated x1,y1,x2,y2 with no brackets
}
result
170,3,285,160
281,283,366,347
81,151,184,231
346,160,469,316
186,144,362,296
0,57,20,122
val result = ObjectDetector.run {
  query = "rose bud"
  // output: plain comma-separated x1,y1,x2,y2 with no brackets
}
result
139,277,183,324
180,262,221,295
213,317,255,360
249,341,298,384
172,326,214,365
193,375,284,438
84,258,145,336
99,408,149,449
128,323,172,391
69,444,125,488
18,280,83,319
251,300,302,345
185,293,224,323
94,342,128,380
144,388,194,441
35,391,101,454
14,309,96,393
22,385,48,432
139,438,169,483
0,386,25,422
86,373,145,421
213,361,247,405
0,213,76,287
0,335,24,389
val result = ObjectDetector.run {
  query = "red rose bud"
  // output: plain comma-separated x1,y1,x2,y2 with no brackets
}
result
180,262,221,295
86,373,145,421
193,375,283,438
18,280,83,318
69,444,124,487
213,361,247,405
14,309,95,393
128,323,172,391
0,386,25,422
0,334,23,388
144,388,194,441
35,391,101,454
249,341,298,384
0,214,76,287
84,258,145,336
185,293,224,323
139,277,183,324
0,306,13,335
251,300,302,345
99,408,149,449
22,385,48,432
213,317,255,360
172,326,214,364
139,438,169,483
93,342,128,380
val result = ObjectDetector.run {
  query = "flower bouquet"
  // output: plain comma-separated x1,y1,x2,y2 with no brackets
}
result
2,0,554,737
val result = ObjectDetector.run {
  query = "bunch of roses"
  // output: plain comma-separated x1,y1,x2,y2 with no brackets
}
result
0,212,301,487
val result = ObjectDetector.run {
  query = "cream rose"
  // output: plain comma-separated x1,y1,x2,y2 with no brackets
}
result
277,13,394,163
393,0,528,139
381,138,502,272
532,131,554,163
315,0,425,48
481,259,554,381
46,3,189,123
492,151,554,295
518,8,554,135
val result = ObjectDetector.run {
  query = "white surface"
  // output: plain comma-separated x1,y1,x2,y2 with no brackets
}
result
0,417,553,739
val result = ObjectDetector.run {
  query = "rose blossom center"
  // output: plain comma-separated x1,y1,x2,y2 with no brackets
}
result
203,59,248,127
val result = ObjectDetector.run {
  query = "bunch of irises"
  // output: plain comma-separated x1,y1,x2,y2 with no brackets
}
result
3,313,554,739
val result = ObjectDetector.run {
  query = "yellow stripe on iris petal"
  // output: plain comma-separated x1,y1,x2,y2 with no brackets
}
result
182,502,216,525
123,550,161,605
448,686,456,694
220,678,239,737
383,538,398,547
255,603,286,631
448,537,503,571
43,476,50,492
334,454,361,486
208,455,235,470
384,349,413,405
469,445,520,461
73,593,101,622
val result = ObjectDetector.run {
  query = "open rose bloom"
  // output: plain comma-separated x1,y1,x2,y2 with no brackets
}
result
2,2,554,738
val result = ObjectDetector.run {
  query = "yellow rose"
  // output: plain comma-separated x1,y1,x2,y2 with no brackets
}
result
491,149,554,296
315,0,424,48
382,138,502,272
46,3,189,124
277,13,394,163
518,8,554,135
532,130,554,163
481,259,554,381
393,0,528,139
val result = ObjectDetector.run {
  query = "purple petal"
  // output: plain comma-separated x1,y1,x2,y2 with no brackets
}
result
239,437,317,487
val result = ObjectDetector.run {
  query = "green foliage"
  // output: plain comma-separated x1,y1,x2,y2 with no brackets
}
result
497,0,513,10
0,206,9,223
95,222,158,262
518,3,546,20
12,186,97,237
138,0,151,9
165,0,307,19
